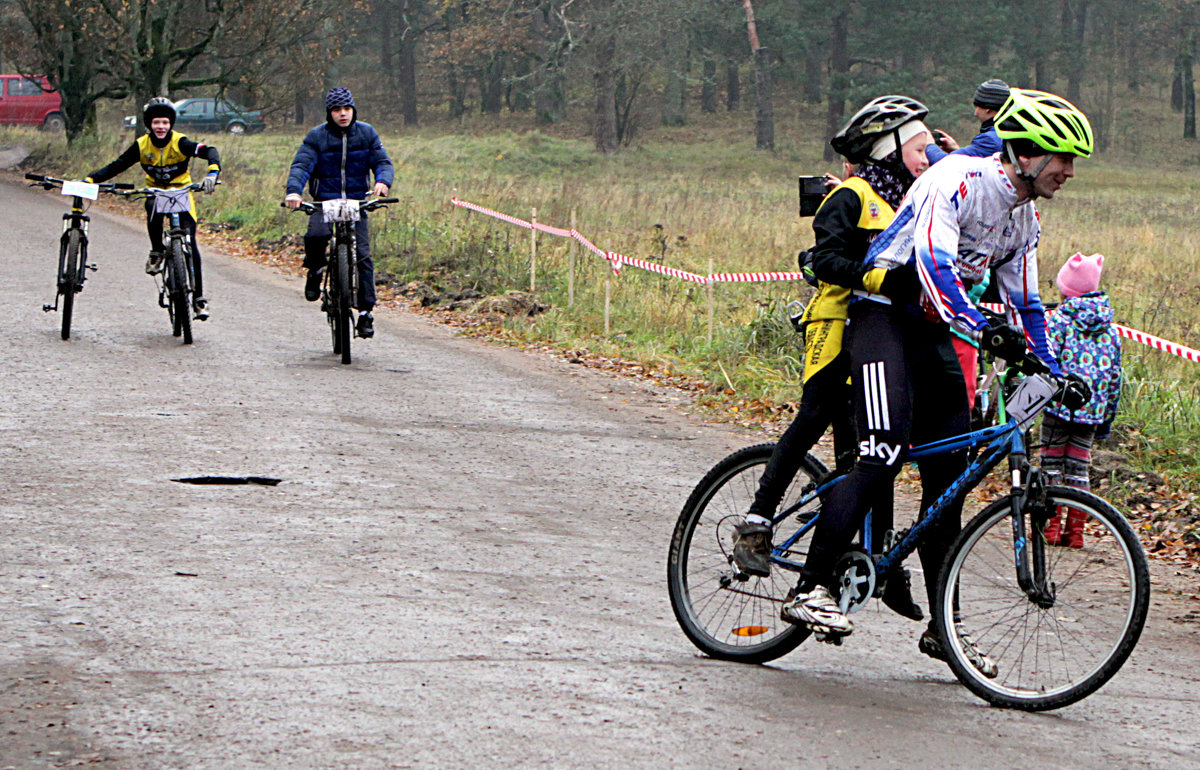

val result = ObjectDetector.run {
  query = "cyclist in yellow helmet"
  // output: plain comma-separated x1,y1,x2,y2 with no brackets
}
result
779,89,1091,679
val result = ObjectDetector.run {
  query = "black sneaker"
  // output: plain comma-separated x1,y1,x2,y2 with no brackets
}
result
145,250,165,275
304,270,322,302
880,567,924,621
192,297,209,321
731,521,772,578
355,311,374,339
918,623,998,678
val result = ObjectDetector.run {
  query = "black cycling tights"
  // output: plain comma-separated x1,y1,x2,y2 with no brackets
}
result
146,204,204,299
748,352,855,519
802,301,969,609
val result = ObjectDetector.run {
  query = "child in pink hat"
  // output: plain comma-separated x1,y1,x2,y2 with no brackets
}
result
1041,252,1122,547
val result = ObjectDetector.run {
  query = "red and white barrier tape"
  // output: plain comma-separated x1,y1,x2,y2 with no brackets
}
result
451,197,1199,361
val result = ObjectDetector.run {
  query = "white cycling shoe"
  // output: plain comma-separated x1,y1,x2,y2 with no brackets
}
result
780,585,853,637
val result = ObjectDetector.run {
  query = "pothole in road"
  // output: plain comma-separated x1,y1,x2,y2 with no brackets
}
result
172,476,283,486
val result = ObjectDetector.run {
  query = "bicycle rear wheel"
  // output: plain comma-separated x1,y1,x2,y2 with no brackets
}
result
937,487,1149,710
333,240,352,364
168,239,192,345
59,229,82,340
667,443,828,663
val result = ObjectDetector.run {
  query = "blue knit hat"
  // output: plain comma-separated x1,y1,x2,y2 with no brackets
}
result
325,87,355,111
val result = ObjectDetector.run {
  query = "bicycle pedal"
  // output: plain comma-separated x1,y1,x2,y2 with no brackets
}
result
42,304,54,313
86,264,97,271
813,632,844,646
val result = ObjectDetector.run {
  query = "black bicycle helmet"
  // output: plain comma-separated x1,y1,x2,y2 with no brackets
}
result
830,95,929,164
142,96,176,126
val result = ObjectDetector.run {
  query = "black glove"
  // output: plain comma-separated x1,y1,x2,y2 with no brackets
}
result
797,250,819,287
980,320,1028,362
877,268,922,303
1058,373,1092,411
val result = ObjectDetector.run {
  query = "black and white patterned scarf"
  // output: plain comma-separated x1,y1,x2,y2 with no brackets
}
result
855,150,915,210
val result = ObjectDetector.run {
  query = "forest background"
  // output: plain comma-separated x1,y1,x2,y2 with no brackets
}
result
2,0,1199,558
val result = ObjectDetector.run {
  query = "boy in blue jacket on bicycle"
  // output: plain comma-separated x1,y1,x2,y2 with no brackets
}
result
285,88,393,338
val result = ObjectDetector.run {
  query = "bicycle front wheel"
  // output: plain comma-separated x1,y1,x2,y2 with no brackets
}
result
334,240,352,364
59,228,82,340
667,443,828,663
167,239,193,345
938,487,1149,711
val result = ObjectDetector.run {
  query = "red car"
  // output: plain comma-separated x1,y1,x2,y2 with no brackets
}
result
0,75,64,131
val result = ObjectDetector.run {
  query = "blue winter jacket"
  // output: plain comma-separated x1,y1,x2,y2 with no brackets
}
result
925,122,1002,164
286,119,394,201
1044,292,1123,425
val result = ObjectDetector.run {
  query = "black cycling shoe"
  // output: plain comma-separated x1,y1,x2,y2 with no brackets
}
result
304,270,322,302
355,311,374,339
731,521,772,578
881,567,924,621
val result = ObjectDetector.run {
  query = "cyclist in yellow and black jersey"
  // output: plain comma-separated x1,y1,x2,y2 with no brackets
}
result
87,97,220,320
732,94,933,622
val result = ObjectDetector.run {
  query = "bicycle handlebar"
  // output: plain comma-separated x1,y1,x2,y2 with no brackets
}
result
25,173,133,193
111,180,222,200
281,197,400,215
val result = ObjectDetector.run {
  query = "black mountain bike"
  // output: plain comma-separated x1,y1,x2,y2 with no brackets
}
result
285,197,397,364
114,182,216,345
27,174,131,339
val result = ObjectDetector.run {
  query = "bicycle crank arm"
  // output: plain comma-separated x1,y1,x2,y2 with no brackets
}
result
87,264,98,271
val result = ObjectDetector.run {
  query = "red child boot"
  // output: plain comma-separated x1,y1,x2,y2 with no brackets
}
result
1042,506,1065,545
1062,506,1087,548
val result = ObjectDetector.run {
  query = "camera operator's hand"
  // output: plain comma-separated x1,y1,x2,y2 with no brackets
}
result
980,319,1028,362
1058,373,1092,411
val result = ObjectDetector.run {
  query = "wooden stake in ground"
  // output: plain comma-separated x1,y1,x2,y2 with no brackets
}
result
530,207,538,292
707,257,714,342
568,208,577,308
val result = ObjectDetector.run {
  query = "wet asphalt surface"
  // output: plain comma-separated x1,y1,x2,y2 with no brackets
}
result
1,175,1199,768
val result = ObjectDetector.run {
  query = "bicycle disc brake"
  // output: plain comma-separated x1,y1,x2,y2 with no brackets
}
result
834,550,875,615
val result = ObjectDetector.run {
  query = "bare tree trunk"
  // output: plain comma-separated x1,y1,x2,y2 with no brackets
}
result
725,56,740,111
593,33,617,153
481,54,504,115
803,47,821,103
661,32,687,126
397,3,419,126
823,6,849,161
742,0,773,150
1185,30,1196,139
1065,0,1087,104
700,58,717,113
532,2,566,125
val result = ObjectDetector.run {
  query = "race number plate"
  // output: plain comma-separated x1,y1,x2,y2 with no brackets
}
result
322,198,361,223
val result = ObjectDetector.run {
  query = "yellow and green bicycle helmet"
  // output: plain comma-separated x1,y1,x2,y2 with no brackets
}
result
995,88,1093,157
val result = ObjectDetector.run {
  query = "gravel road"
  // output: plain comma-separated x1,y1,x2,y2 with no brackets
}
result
2,175,1199,769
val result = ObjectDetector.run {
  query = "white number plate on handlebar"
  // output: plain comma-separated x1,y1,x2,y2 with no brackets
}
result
322,198,361,223
152,188,192,214
1006,373,1058,429
62,180,99,200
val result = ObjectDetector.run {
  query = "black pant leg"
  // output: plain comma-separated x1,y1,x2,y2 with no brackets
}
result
802,303,913,590
748,353,848,518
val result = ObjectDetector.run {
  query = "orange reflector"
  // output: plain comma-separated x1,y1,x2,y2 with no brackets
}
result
732,625,770,637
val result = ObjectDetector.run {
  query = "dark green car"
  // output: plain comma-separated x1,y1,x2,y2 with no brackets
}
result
123,97,266,135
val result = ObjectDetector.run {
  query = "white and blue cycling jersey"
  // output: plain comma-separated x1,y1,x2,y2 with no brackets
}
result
858,152,1058,374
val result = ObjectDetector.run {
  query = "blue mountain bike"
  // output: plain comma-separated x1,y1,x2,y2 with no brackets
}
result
667,352,1149,711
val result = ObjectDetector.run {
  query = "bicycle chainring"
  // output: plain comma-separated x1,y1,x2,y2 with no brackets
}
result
833,550,876,615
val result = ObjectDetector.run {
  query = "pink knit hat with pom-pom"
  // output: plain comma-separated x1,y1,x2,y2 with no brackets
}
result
1056,252,1104,297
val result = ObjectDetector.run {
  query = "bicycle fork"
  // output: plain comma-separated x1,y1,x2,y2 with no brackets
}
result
1008,452,1056,608
43,211,92,313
